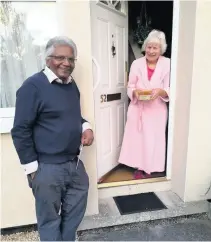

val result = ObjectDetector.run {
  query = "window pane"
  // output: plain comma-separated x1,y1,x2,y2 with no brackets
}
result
0,1,57,108
100,1,108,5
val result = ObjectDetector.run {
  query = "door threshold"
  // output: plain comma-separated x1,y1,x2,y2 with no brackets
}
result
98,176,168,189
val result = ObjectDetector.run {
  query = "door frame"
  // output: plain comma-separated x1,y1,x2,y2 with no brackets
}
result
93,0,180,185
166,0,180,179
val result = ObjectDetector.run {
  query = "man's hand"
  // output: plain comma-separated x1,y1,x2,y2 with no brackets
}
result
81,129,94,146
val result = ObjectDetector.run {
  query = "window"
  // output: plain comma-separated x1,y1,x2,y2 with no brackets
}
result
0,1,57,133
99,0,126,14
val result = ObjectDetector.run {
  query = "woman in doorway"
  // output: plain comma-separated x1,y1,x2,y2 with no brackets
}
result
118,30,170,179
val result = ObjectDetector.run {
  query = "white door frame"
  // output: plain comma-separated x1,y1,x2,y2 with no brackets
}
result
166,0,180,179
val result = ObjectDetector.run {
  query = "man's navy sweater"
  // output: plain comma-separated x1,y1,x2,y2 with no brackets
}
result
11,71,87,165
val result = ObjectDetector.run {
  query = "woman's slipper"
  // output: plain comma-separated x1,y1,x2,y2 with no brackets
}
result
133,170,144,179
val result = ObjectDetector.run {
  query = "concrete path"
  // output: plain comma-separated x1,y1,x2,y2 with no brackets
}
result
1,214,211,241
79,214,211,241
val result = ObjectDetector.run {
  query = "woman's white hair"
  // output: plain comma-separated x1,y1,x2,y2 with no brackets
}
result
142,30,167,55
45,36,77,59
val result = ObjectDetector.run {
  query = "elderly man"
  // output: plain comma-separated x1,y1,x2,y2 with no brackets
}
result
11,36,94,241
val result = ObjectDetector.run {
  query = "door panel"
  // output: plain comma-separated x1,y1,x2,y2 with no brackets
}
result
91,1,128,181
97,18,110,87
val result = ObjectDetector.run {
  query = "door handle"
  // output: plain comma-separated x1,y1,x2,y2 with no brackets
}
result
111,42,116,57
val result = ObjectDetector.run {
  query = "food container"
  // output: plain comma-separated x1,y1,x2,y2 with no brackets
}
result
136,90,152,101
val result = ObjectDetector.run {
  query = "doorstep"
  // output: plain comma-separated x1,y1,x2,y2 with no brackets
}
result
78,190,209,231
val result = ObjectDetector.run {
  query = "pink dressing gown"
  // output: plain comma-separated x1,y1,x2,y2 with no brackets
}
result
118,56,170,174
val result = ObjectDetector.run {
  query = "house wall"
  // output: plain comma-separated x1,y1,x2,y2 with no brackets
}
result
57,0,99,215
185,0,211,201
171,0,197,200
171,0,211,201
1,134,37,228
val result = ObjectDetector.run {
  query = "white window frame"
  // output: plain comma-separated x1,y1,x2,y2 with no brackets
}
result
97,0,127,16
0,0,56,134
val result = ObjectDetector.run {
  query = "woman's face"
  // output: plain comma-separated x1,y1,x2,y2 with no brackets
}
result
145,42,161,63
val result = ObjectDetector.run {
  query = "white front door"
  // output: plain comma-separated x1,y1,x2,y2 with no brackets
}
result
91,1,128,181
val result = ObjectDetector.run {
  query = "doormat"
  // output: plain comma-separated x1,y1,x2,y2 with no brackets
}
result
113,192,167,215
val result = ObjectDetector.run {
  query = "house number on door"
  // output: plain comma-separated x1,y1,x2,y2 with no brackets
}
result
100,94,107,103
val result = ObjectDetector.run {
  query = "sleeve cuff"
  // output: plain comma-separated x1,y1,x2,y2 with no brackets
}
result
82,122,92,133
128,88,138,104
22,161,38,175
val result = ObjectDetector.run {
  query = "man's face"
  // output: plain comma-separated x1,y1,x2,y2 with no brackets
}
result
46,45,76,81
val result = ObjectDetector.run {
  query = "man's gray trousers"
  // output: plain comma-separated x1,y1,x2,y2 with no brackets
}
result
28,159,89,241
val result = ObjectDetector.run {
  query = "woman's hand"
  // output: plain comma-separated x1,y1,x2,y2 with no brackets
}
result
133,89,139,99
151,88,167,100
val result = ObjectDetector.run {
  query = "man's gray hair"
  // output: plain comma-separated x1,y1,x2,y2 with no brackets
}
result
45,36,77,59
142,29,167,55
